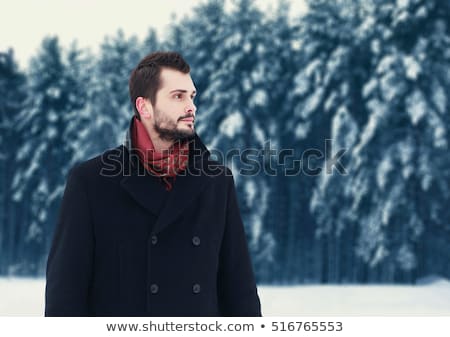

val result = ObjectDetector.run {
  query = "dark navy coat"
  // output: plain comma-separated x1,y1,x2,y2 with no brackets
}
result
45,133,261,317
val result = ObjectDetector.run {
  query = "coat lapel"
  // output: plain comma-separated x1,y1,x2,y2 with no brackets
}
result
119,121,214,233
119,123,170,217
120,173,169,217
151,171,210,234
152,132,214,234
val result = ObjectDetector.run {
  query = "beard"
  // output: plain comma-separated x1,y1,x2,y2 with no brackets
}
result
153,109,195,142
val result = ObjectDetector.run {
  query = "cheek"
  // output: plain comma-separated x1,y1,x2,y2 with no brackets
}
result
158,112,179,126
168,108,182,121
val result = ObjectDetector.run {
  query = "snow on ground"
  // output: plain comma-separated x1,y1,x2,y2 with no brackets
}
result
0,278,45,316
260,282,450,316
1,278,450,316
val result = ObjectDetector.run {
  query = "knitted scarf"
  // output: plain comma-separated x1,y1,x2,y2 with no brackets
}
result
132,117,190,191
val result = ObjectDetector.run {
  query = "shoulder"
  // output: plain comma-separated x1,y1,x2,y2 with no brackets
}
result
193,156,233,178
69,146,126,181
199,159,237,193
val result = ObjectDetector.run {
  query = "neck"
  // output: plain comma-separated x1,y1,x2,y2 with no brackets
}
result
150,135,174,153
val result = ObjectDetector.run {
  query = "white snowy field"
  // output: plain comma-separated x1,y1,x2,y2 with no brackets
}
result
1,277,450,316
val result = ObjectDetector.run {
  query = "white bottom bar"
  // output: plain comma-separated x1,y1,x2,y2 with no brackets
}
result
1,317,449,337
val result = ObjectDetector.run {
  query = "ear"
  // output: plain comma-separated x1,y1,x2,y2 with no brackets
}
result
135,97,153,119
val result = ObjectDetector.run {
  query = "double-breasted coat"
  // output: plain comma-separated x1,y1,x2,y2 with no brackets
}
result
45,127,261,317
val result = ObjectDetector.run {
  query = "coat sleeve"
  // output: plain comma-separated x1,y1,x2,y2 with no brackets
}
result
45,166,94,316
217,171,262,316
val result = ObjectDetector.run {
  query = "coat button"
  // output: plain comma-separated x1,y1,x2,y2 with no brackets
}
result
192,283,201,294
192,236,201,246
150,284,159,294
151,235,158,245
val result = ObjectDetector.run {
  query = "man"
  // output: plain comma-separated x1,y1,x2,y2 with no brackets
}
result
45,51,262,317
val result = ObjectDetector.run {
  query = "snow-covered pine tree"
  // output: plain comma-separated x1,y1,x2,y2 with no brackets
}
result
11,37,90,275
256,0,305,283
163,0,229,128
307,0,450,282
287,0,372,282
62,42,95,165
81,30,144,158
353,0,450,281
0,49,27,275
142,28,160,56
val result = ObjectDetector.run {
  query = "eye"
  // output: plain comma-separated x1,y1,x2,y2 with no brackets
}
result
174,93,182,99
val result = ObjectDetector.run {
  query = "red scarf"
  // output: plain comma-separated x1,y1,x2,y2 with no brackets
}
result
132,117,190,191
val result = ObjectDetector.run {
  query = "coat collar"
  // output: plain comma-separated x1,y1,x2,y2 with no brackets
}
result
119,117,216,234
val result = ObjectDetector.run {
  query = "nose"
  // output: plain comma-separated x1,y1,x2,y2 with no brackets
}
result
185,99,196,115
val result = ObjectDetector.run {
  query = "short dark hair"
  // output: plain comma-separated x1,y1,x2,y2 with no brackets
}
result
129,51,190,118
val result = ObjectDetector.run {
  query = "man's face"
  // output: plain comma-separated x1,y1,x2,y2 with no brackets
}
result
150,68,197,142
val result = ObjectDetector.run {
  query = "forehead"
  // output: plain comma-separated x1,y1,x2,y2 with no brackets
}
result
158,67,196,93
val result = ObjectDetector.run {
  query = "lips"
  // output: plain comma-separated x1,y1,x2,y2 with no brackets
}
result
180,118,194,123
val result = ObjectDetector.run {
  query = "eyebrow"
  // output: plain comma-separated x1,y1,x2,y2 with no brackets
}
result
169,89,197,95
